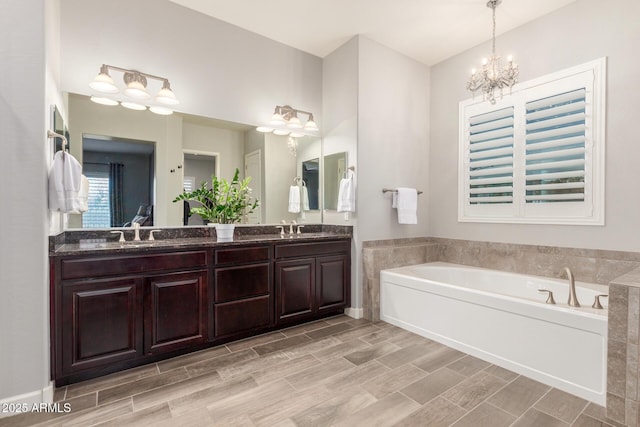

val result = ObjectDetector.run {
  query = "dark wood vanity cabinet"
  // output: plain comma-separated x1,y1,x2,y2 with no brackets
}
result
51,236,350,385
52,250,208,384
212,245,273,339
275,240,350,325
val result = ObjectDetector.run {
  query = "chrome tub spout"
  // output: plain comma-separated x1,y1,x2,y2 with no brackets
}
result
564,267,580,307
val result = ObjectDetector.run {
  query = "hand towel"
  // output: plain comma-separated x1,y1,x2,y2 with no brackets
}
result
48,151,83,213
336,176,355,212
396,187,418,224
301,185,310,211
288,185,301,213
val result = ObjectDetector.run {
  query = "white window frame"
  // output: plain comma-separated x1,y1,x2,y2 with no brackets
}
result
458,57,606,225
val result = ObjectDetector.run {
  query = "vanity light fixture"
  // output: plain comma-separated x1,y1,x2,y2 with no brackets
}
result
465,0,519,104
88,64,179,115
260,105,319,136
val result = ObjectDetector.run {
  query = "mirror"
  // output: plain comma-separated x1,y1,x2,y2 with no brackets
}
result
302,158,319,210
65,93,322,228
323,152,348,210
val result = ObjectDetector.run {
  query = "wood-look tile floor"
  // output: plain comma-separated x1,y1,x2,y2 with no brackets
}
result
1,316,623,427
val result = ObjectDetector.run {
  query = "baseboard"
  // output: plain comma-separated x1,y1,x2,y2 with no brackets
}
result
344,307,363,319
0,382,54,419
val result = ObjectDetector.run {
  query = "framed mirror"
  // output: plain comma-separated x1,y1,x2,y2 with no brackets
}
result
323,152,348,210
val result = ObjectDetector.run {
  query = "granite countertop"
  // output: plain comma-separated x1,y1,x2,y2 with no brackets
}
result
50,225,352,256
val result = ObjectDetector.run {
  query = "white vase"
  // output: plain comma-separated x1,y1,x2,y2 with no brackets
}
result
214,223,235,242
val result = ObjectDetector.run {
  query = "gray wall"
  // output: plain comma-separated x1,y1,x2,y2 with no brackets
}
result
429,0,640,252
0,0,49,404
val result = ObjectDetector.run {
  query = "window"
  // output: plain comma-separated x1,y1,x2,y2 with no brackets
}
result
458,58,606,225
83,171,110,228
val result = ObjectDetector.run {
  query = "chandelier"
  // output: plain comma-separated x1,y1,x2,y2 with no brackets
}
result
88,64,179,115
466,0,518,104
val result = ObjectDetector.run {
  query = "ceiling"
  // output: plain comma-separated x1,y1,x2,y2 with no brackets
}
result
168,0,576,66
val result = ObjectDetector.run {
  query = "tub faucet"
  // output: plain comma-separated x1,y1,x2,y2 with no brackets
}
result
564,267,580,307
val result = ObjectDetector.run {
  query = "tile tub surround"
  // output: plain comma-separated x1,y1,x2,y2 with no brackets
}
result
362,238,438,321
606,267,640,426
362,237,640,321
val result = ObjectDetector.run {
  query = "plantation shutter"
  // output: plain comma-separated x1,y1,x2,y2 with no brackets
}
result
524,89,586,203
458,57,605,225
468,107,514,205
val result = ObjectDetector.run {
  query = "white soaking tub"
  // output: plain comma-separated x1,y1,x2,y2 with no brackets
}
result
380,262,608,404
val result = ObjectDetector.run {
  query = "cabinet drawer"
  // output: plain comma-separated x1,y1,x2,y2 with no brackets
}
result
214,295,272,337
214,263,270,303
61,251,208,280
215,245,270,265
275,240,350,259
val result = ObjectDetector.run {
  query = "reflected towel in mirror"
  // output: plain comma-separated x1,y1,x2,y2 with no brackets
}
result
288,185,301,213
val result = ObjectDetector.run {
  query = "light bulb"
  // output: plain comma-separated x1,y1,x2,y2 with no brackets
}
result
121,102,147,111
149,106,173,115
89,72,118,94
90,96,118,106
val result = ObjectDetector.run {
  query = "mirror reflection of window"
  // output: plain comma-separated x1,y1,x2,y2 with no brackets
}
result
82,135,155,228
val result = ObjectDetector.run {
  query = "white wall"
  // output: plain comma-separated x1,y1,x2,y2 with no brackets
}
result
60,0,322,131
357,37,430,241
429,0,640,252
0,0,51,406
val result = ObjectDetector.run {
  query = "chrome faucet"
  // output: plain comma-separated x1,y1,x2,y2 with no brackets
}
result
289,220,297,235
133,223,141,241
564,267,580,307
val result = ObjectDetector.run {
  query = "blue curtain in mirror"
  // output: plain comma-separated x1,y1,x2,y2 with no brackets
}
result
109,163,124,226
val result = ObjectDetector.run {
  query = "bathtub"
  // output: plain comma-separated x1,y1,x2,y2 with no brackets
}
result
380,262,608,404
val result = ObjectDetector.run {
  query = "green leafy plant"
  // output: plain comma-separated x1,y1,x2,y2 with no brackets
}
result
173,168,259,224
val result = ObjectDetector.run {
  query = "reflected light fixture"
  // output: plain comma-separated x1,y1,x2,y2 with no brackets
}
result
466,0,519,104
260,105,319,136
89,64,179,115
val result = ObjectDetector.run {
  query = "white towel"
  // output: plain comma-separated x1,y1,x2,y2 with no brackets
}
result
301,185,310,211
396,187,418,224
336,176,355,212
67,175,89,214
288,185,301,213
48,151,83,213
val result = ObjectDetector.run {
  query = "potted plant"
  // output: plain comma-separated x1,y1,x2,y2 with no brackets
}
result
173,168,259,241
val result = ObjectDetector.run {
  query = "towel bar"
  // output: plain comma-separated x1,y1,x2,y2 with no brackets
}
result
382,188,423,195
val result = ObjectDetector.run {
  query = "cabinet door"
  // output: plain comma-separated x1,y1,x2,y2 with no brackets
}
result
145,271,207,355
61,277,143,375
275,258,315,323
316,255,349,314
